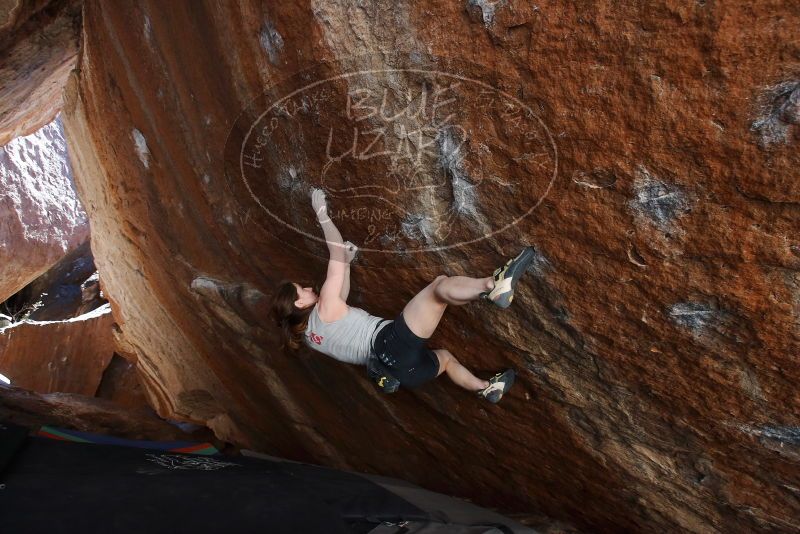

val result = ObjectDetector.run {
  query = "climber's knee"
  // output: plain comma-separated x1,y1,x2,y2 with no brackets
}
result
433,349,451,377
431,275,449,300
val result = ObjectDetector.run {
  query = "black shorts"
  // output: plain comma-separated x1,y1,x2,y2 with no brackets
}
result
371,313,440,389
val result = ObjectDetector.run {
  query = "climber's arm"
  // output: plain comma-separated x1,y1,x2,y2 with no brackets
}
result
317,220,349,312
318,217,347,263
340,264,351,302
312,189,348,317
339,241,357,302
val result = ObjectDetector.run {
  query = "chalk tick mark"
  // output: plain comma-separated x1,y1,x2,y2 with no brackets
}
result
438,127,480,219
259,19,284,65
630,166,688,228
668,302,716,331
572,168,617,189
466,0,506,27
751,79,800,148
736,424,800,445
132,129,150,169
626,244,647,268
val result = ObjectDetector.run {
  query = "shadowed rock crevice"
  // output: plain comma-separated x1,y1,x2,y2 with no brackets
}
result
1,240,106,322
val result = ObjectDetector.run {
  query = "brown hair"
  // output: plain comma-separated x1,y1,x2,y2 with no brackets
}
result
271,280,313,352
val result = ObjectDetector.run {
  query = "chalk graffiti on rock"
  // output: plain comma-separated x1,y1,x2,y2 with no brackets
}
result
227,56,558,258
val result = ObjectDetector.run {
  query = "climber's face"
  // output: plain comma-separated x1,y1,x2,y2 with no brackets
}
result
293,283,318,309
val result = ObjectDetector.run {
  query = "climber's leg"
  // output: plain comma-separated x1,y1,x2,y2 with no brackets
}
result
433,349,489,391
431,350,515,402
401,275,492,339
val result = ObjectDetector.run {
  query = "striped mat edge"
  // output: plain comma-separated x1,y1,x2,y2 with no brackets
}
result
37,426,219,455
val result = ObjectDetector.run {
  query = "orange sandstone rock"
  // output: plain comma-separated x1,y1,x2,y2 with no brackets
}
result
0,304,114,395
0,383,208,442
58,1,800,532
0,0,81,145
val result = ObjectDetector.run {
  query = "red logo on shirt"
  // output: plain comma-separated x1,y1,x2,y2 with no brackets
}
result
309,332,324,345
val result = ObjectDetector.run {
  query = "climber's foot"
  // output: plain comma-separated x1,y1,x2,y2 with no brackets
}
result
481,246,536,308
478,369,515,404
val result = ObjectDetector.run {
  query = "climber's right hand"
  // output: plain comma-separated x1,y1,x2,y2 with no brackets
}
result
311,188,328,220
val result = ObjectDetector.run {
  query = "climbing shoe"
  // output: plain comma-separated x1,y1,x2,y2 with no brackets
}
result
478,369,515,404
481,246,536,308
367,353,400,394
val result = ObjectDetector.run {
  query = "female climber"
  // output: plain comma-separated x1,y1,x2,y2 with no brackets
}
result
271,188,535,403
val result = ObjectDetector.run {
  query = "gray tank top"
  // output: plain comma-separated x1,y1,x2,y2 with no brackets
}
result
304,304,390,365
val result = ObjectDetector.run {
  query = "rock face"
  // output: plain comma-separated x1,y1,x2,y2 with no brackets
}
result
60,1,799,532
0,0,82,145
0,383,208,442
0,117,89,303
0,304,114,395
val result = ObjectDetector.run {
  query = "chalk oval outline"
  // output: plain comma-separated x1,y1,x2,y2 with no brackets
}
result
237,66,558,254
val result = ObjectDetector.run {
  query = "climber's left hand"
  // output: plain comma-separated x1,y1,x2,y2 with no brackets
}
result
343,241,358,264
